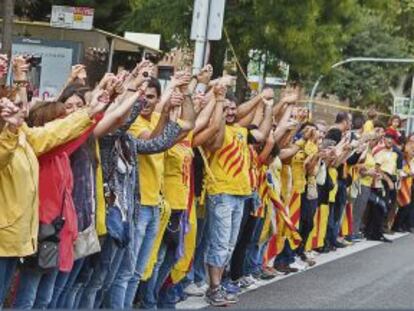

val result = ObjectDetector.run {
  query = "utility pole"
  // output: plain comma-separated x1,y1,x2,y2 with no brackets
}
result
191,0,225,75
1,0,14,58
191,0,210,74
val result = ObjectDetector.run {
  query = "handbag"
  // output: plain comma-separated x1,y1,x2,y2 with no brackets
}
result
24,193,66,271
74,223,101,260
163,212,182,247
306,177,318,200
74,167,102,259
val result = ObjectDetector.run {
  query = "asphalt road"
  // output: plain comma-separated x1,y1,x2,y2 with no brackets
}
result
226,235,414,309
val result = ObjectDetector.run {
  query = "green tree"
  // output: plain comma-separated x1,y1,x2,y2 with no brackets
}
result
15,0,131,32
321,4,414,112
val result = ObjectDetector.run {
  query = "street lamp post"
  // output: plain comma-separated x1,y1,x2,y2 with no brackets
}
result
309,57,414,105
308,57,414,133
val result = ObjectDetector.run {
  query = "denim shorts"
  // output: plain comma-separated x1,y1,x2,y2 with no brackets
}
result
205,194,247,267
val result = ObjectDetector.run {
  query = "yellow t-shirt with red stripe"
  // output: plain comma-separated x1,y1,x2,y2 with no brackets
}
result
163,132,194,210
206,124,252,196
128,113,164,206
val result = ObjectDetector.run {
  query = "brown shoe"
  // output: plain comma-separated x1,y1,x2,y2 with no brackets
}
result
287,265,299,273
300,254,316,267
274,263,291,274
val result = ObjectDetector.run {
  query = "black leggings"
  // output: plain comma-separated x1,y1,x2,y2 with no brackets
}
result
364,189,386,239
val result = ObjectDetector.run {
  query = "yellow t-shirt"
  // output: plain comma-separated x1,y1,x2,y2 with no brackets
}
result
291,140,318,194
206,125,252,196
163,132,194,210
374,149,398,176
128,113,164,206
363,120,374,133
360,152,375,187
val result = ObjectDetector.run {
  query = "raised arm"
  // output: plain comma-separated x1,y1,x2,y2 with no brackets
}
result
249,100,273,143
135,120,182,154
194,95,216,134
258,130,276,164
238,103,260,127
173,91,196,142
155,71,191,113
279,144,300,161
237,87,274,120
93,88,143,138
24,94,109,156
193,99,224,147
205,114,226,153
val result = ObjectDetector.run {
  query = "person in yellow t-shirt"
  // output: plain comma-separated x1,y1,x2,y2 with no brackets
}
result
204,88,274,305
142,75,227,308
125,77,173,307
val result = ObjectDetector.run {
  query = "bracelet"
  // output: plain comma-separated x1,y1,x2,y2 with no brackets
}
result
13,80,29,87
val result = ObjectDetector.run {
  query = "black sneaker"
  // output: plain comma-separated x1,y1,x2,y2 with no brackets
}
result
379,236,393,243
333,241,346,248
205,287,229,307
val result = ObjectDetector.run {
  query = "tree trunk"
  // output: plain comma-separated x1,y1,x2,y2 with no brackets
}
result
235,56,249,103
1,0,14,58
208,40,226,79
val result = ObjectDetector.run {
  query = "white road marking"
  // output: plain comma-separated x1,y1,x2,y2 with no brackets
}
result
177,233,408,309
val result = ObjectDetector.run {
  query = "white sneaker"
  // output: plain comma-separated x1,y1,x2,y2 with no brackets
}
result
184,282,206,297
198,282,209,292
245,275,260,288
305,251,316,260
291,259,307,271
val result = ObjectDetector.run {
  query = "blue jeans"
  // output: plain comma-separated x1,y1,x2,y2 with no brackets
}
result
185,216,208,286
63,257,95,309
140,213,181,310
49,258,85,308
14,268,59,309
124,206,160,308
245,217,265,275
78,236,123,309
333,180,347,244
274,240,295,266
205,194,246,268
0,257,18,308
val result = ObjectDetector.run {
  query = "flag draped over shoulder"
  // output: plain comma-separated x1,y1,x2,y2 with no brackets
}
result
257,168,302,262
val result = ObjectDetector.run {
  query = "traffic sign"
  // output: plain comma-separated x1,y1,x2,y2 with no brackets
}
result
190,0,225,41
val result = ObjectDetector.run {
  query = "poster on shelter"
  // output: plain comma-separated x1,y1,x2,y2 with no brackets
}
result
50,5,94,30
12,41,73,99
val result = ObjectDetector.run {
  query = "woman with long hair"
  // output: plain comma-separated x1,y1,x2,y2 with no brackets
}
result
0,56,108,308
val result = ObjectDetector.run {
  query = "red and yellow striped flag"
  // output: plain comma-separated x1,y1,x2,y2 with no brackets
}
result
306,204,329,251
265,184,302,261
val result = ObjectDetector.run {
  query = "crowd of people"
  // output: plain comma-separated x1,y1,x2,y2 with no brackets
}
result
0,54,413,309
